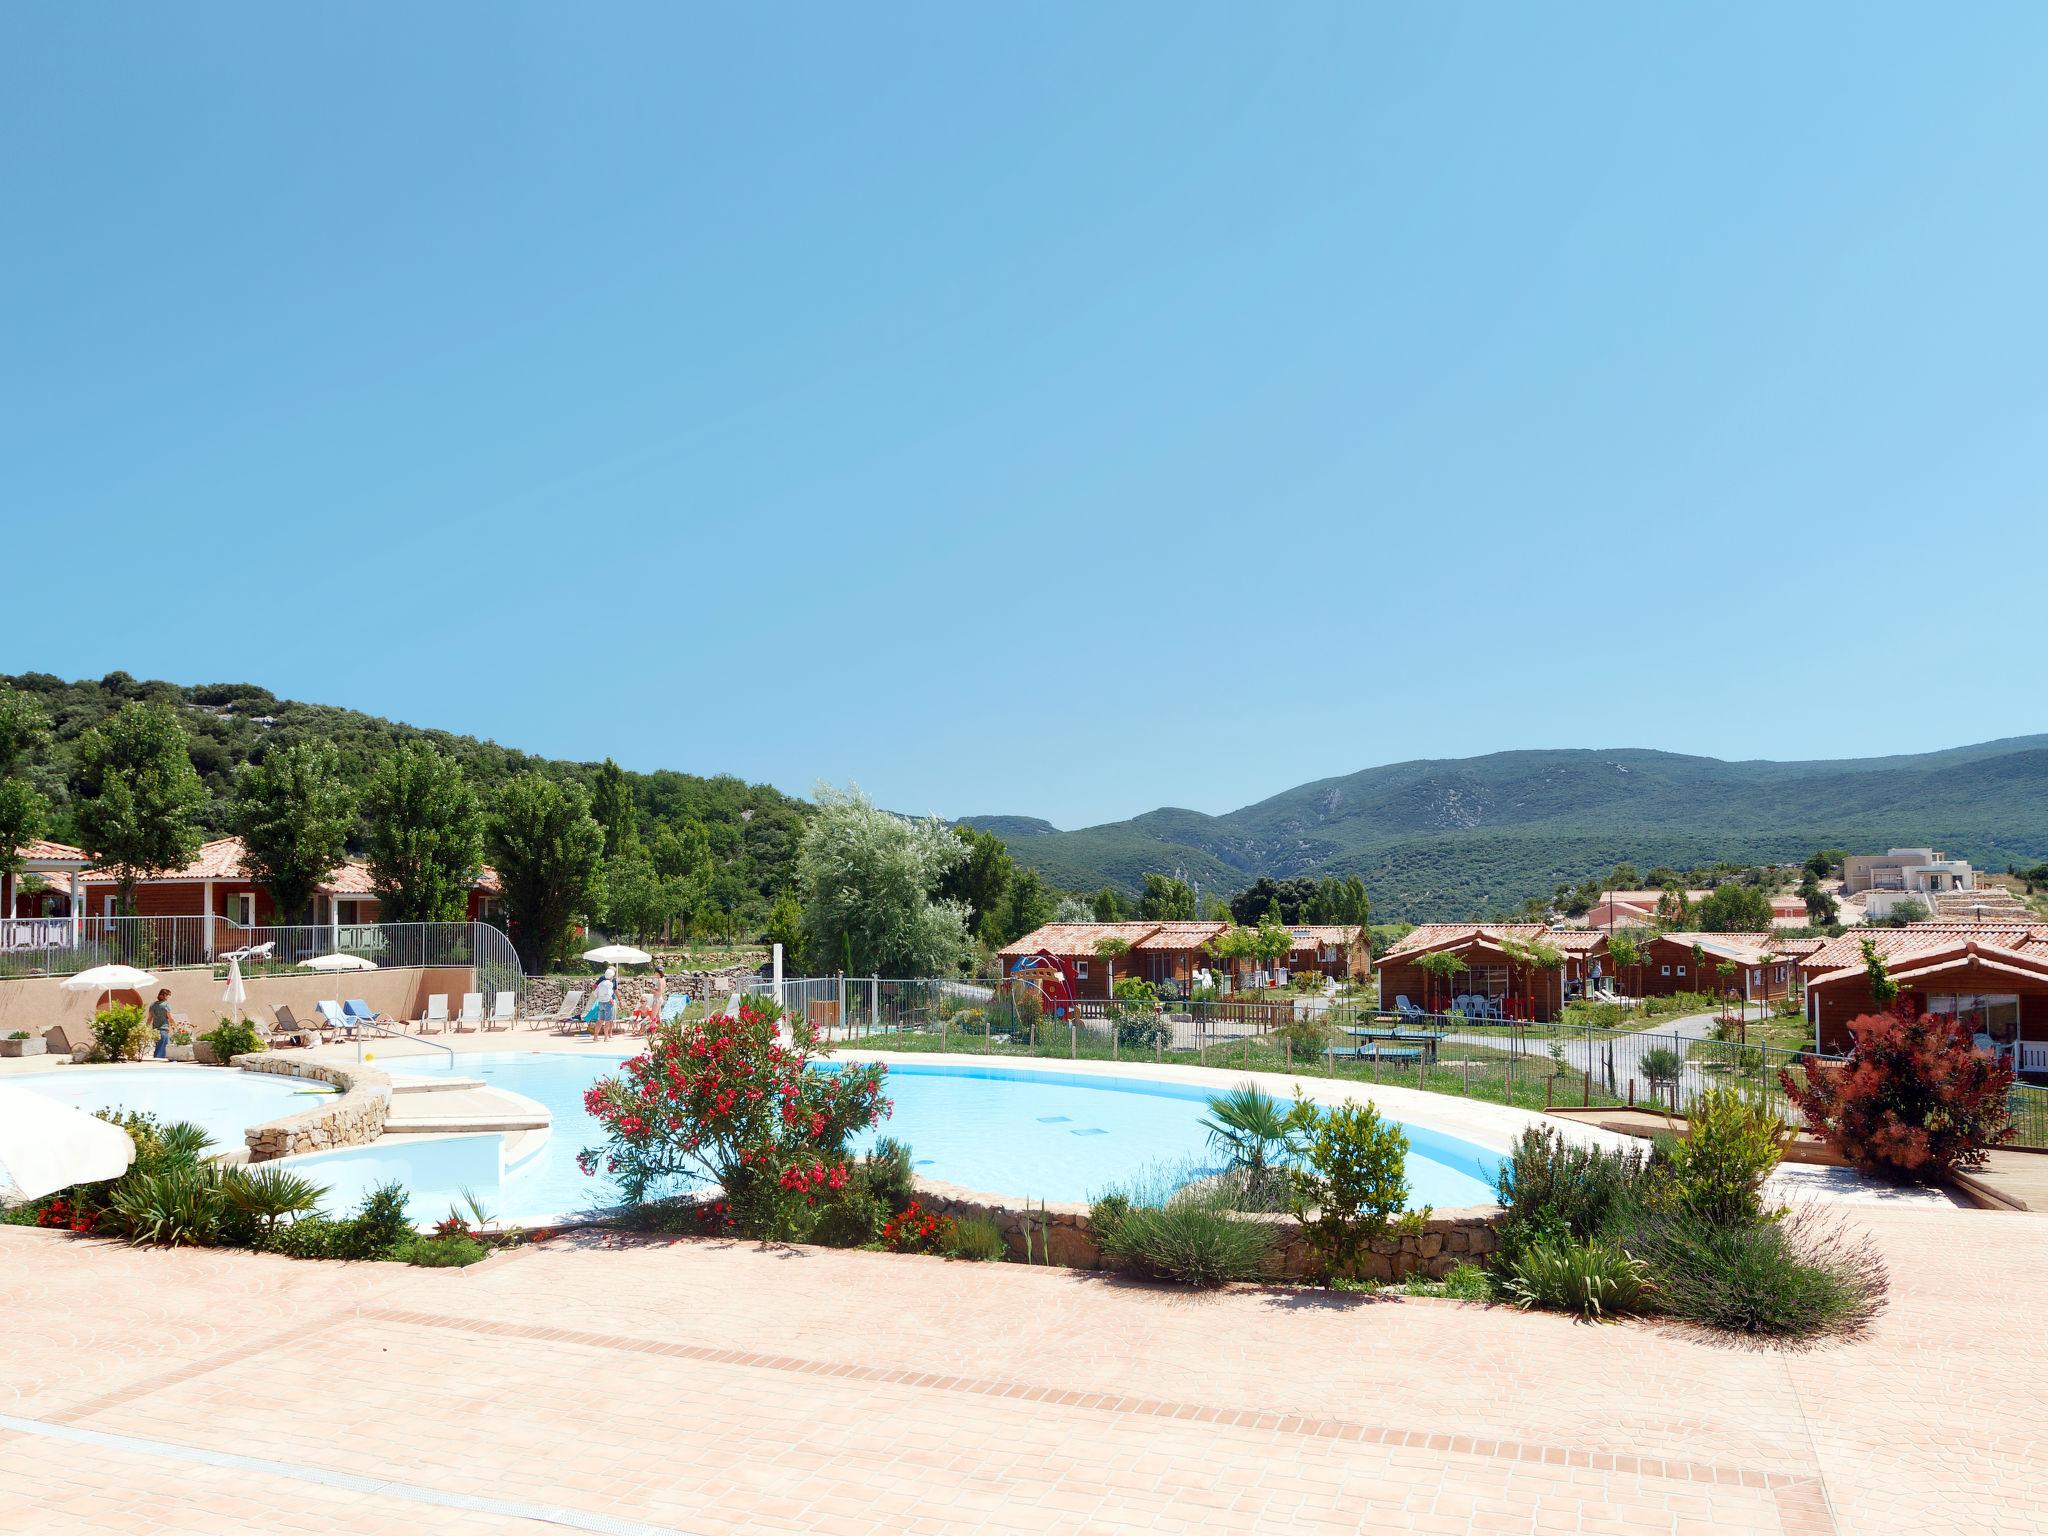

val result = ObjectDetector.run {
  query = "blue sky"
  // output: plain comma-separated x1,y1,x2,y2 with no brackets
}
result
6,6,2044,829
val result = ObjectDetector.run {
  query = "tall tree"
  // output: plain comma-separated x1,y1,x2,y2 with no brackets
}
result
1138,872,1197,921
489,773,605,969
1090,885,1129,922
69,701,205,913
362,743,486,922
589,758,640,857
234,743,354,924
0,684,52,880
937,825,1015,940
795,783,969,977
987,864,1055,946
1696,883,1773,933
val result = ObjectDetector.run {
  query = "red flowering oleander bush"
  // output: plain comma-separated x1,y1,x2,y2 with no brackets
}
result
881,1200,954,1255
1780,1011,2016,1181
579,998,892,1241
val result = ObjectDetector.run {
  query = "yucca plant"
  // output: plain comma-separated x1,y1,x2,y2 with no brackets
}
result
107,1163,226,1247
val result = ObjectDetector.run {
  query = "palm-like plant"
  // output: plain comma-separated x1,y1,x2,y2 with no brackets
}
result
221,1164,328,1235
1199,1082,1307,1205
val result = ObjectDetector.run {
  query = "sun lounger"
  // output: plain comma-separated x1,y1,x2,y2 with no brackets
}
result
553,988,586,1023
417,994,449,1034
316,1000,354,1039
342,999,391,1035
1393,995,1427,1021
486,991,516,1030
270,1004,324,1048
659,993,689,1024
453,992,484,1032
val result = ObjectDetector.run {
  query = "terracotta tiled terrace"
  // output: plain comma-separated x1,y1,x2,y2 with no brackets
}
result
3,1198,2043,1535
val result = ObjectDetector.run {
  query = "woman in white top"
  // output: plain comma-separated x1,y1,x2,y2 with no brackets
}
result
592,967,618,1039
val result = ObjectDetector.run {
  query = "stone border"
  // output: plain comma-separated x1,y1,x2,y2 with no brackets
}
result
912,1174,1500,1281
233,1054,393,1161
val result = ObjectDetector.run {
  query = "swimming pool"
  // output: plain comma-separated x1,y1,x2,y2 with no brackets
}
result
11,1066,333,1155
289,1053,1504,1224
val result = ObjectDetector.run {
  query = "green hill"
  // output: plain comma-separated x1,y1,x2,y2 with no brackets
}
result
3,671,808,920
971,740,2048,920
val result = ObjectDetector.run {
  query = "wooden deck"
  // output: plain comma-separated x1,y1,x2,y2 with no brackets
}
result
1952,1148,2048,1212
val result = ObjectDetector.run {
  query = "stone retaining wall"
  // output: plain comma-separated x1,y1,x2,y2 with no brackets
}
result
524,968,755,1020
234,1055,393,1161
915,1177,1500,1281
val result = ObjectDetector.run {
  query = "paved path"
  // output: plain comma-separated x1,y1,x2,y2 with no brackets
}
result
3,1199,2043,1535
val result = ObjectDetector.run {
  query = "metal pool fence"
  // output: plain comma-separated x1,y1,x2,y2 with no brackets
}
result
0,916,525,1006
751,977,2048,1151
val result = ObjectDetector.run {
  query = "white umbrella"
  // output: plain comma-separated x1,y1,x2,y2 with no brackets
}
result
582,944,653,966
222,955,249,1018
0,1082,137,1204
58,963,157,994
299,953,377,972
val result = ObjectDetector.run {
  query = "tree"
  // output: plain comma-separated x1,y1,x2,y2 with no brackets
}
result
1798,873,1839,927
795,783,970,977
987,864,1055,946
1654,885,1694,928
1301,875,1370,926
362,743,486,923
1696,883,1774,933
1416,950,1468,1013
1606,928,1647,998
937,825,1016,941
0,684,51,879
488,773,604,969
589,758,639,858
1859,939,1898,1009
764,891,803,957
597,846,678,940
651,819,711,881
70,701,205,913
1137,873,1196,921
1090,885,1129,922
1606,862,1640,890
234,744,354,925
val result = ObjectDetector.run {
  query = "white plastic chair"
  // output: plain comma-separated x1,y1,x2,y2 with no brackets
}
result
487,991,516,1030
418,994,449,1035
453,992,484,1032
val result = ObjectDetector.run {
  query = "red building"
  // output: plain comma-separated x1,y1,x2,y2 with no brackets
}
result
1797,926,2048,1076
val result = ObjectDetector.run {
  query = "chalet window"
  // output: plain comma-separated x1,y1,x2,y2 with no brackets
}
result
1677,965,1687,977
1660,965,1671,976
1075,960,1088,980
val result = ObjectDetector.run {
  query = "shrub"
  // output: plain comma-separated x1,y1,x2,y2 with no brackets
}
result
1627,1206,1887,1338
220,1165,328,1237
1271,1014,1336,1061
1114,1011,1171,1052
1092,1179,1273,1287
809,1191,888,1248
579,998,890,1241
201,1018,266,1062
334,1182,414,1259
859,1138,917,1211
1502,1238,1651,1320
258,1215,348,1259
945,1215,1007,1262
1780,1012,2016,1180
1437,1262,1491,1300
400,1233,490,1267
89,1003,150,1063
1638,1047,1684,1091
1652,1087,1789,1227
1288,1102,1411,1284
107,1164,225,1247
1492,1127,1649,1265
881,1200,955,1255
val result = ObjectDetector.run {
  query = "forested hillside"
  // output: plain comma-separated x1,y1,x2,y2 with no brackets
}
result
964,739,2048,920
2,672,807,930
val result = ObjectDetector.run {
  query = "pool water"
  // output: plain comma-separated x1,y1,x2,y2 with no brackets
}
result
12,1066,332,1155
302,1053,1503,1223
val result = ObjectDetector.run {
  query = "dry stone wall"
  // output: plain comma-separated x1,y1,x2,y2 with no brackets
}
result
234,1055,392,1161
914,1177,1500,1281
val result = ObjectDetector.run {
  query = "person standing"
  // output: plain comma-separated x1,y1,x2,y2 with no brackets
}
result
148,988,174,1060
592,966,617,1039
650,964,667,1031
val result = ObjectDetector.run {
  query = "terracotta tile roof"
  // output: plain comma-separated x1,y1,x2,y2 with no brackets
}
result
1546,930,1609,953
18,839,90,865
997,922,1160,960
80,835,493,898
1798,926,2048,974
1131,922,1227,952
1285,925,1363,951
1656,932,1781,966
1378,924,1551,962
1808,933,2048,989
